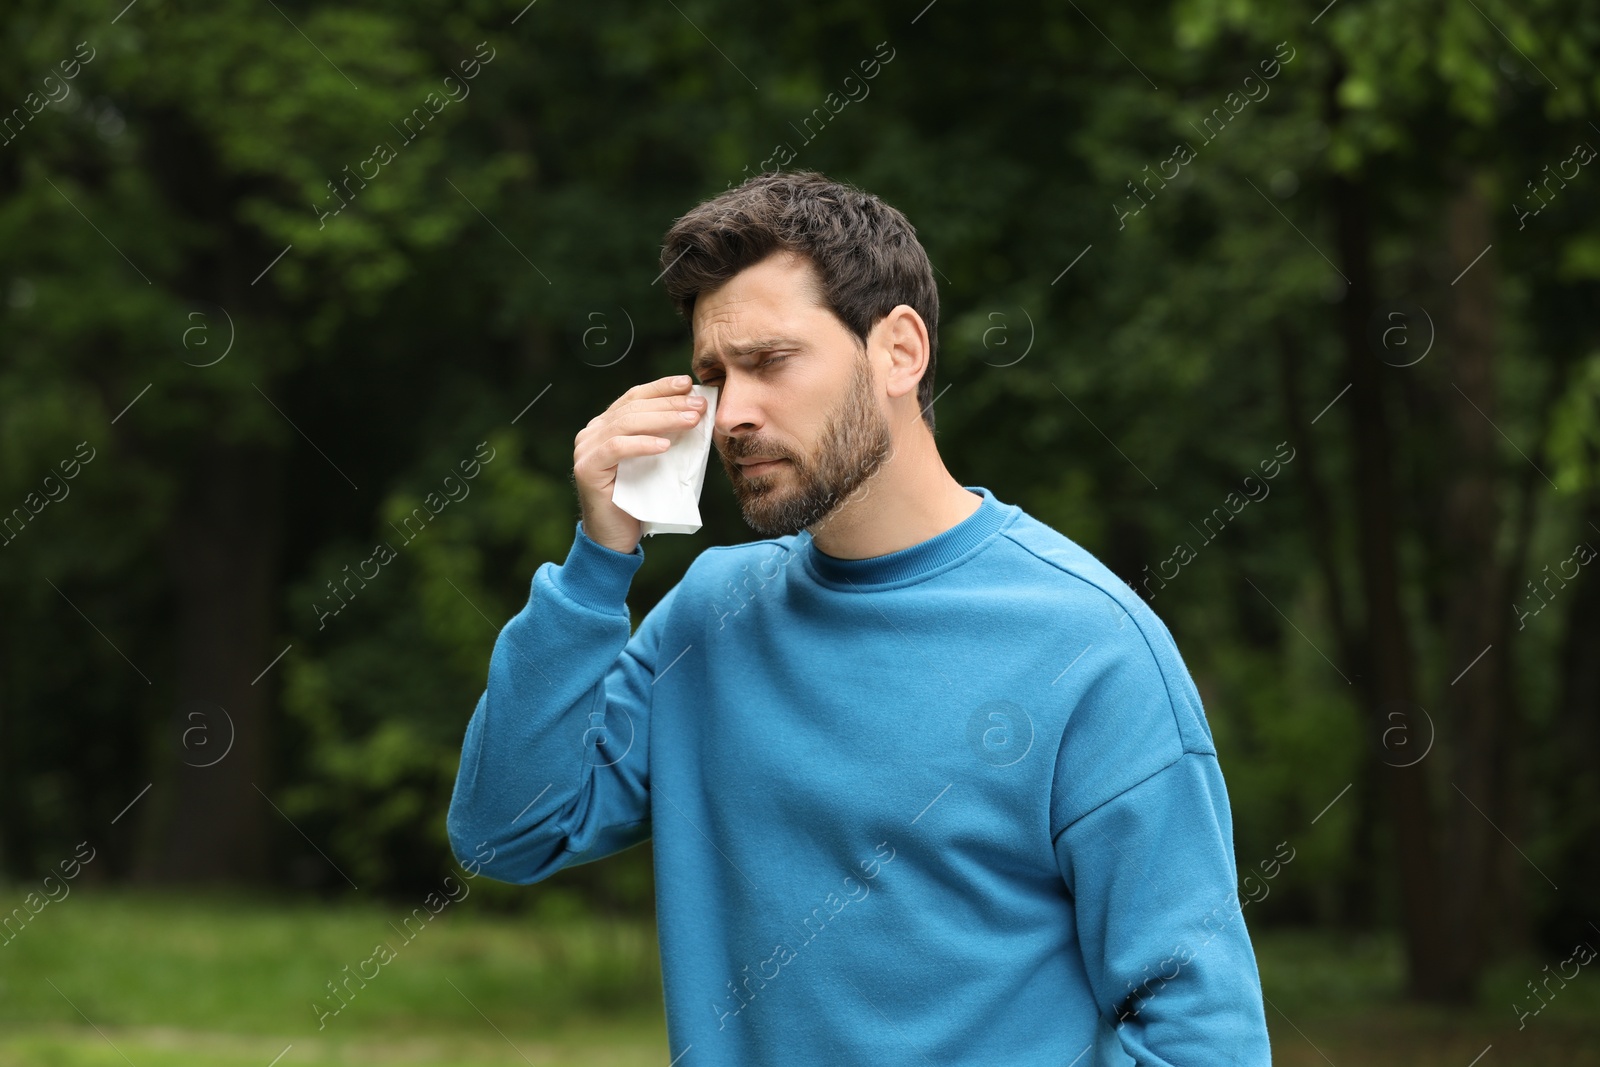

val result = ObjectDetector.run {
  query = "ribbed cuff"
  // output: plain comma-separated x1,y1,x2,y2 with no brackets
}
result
547,520,645,611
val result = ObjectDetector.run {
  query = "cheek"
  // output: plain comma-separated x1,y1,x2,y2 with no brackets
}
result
785,416,825,463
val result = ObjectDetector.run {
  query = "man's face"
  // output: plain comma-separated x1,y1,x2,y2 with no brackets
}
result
690,252,893,537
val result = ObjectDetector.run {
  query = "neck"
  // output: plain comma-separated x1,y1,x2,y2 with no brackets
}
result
807,413,980,560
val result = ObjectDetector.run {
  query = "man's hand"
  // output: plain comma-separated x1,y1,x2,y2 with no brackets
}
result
573,374,708,555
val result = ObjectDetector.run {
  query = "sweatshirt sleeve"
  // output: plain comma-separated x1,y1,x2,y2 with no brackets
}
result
1049,623,1271,1064
446,519,678,884
1054,752,1272,1064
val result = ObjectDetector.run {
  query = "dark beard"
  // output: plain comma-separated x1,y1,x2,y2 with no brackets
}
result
719,352,893,537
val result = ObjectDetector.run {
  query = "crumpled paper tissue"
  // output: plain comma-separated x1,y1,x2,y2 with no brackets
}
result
612,384,719,536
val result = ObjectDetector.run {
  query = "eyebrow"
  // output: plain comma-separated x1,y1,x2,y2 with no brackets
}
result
691,337,806,379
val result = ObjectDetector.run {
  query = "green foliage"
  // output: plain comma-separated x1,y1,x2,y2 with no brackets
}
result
1,0,1596,980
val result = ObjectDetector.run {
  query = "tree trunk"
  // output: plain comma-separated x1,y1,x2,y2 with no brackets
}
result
0,637,21,878
1549,489,1600,940
1327,166,1453,1000
1276,323,1377,929
1433,175,1513,999
138,439,286,882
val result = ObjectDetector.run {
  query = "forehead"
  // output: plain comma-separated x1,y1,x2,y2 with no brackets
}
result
690,253,831,372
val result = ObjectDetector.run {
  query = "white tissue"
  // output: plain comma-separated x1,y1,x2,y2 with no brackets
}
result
612,384,720,536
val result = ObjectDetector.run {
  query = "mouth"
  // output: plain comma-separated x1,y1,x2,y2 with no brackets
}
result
736,458,788,476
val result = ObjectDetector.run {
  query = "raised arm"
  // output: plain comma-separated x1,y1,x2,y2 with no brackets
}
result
446,373,708,883
445,525,681,883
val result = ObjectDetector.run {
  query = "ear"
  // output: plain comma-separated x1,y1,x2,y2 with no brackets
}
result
876,304,930,403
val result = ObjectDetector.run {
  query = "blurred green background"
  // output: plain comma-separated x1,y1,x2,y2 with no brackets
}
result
2,0,1598,1062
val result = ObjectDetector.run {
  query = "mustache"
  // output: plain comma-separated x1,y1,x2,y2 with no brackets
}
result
721,438,796,464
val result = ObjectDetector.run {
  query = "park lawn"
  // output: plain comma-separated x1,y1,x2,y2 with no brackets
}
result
0,889,667,1066
1254,929,1600,1066
0,890,1596,1066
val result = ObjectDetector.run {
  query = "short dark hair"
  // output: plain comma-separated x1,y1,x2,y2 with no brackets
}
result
659,171,941,432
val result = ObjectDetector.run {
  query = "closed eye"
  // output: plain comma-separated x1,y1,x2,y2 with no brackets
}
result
697,354,788,385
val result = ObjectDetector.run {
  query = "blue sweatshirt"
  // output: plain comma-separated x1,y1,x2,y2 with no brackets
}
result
447,485,1272,1065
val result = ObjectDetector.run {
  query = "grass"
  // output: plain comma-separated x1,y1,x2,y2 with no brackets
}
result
1255,929,1600,1066
0,890,1596,1065
1,889,665,1066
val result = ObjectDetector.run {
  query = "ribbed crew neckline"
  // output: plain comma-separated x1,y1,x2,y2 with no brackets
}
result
798,486,1013,589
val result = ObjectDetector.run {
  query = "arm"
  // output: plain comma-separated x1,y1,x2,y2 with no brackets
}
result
1054,751,1271,1065
1048,615,1270,1064
446,518,679,884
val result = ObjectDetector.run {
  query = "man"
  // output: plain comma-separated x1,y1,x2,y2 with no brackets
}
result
447,171,1272,1064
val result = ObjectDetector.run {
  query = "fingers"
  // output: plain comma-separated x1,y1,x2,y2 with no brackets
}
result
569,375,708,556
590,433,677,472
609,373,696,411
604,406,704,440
579,388,706,452
575,375,709,483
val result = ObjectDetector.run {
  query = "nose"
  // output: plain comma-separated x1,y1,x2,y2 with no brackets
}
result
712,375,762,441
